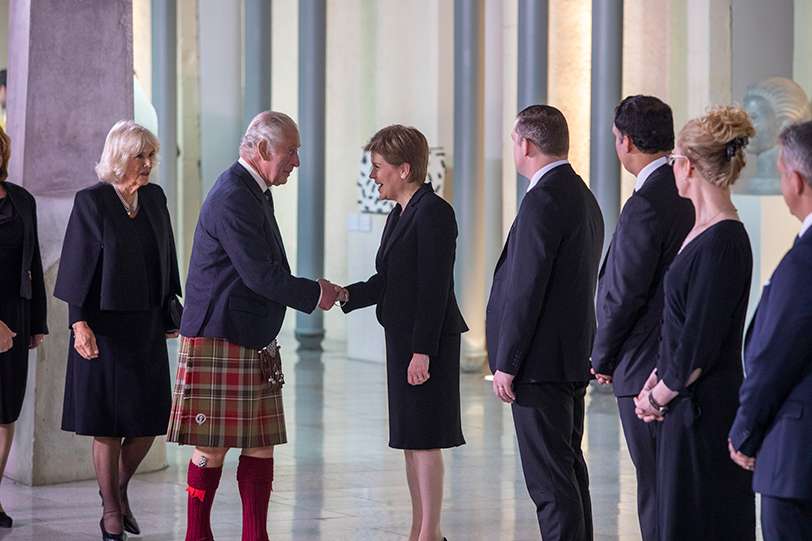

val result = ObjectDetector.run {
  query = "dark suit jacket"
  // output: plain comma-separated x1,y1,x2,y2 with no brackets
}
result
180,162,320,350
487,163,604,383
3,182,48,335
341,183,467,355
729,230,812,501
591,164,694,396
54,182,181,320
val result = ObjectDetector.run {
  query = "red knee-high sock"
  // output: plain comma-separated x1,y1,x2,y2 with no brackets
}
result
186,460,222,541
236,456,274,541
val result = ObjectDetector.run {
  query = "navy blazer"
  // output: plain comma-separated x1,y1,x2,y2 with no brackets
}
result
3,182,48,335
729,230,812,501
181,162,320,350
591,164,694,396
341,183,467,356
487,163,604,383
54,182,181,317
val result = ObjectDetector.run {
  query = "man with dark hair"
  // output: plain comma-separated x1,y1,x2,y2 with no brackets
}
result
591,95,694,541
728,120,812,541
487,105,604,540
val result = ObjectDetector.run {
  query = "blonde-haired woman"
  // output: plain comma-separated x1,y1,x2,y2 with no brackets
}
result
54,120,181,541
634,105,756,540
0,126,47,529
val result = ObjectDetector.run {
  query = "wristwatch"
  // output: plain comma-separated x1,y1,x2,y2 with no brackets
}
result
649,392,669,415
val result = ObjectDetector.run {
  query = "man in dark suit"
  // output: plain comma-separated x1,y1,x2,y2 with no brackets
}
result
487,105,604,540
728,120,812,541
171,111,338,541
590,95,694,541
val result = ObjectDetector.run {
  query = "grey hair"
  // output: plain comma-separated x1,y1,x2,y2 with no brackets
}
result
95,120,160,184
745,77,812,131
240,111,298,154
779,120,812,186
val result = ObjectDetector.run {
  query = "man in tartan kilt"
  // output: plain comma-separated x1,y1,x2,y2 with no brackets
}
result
167,111,339,541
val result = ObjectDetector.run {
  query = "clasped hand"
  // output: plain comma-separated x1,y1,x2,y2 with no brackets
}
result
316,279,348,310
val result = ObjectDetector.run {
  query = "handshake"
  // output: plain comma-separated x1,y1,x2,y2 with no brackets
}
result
317,279,349,311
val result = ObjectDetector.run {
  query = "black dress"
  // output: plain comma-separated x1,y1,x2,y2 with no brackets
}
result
61,203,173,437
0,197,31,423
656,220,756,541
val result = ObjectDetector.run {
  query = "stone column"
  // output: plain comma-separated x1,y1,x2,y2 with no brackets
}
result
589,0,623,252
686,0,732,117
243,0,272,131
5,0,166,486
152,0,178,225
516,0,548,208
295,0,327,350
454,0,487,372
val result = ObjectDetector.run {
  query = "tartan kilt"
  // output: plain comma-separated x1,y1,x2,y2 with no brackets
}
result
166,336,287,448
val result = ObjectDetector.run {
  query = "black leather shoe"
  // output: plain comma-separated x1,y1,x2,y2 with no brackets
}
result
100,518,128,540
123,514,140,535
0,512,12,528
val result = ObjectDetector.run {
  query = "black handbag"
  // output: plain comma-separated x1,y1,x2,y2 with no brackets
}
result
167,296,183,331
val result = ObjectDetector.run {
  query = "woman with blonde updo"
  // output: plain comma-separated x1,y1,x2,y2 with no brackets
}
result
634,105,757,540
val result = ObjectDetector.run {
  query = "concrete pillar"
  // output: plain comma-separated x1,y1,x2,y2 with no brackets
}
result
295,0,327,351
686,0,732,117
6,0,165,486
589,0,623,251
198,0,242,196
243,0,272,131
484,0,504,301
516,0,548,208
152,0,178,225
453,0,487,372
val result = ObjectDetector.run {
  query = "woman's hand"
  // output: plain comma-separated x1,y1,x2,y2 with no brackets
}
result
29,334,44,349
166,331,180,339
407,353,430,385
0,320,16,353
72,321,99,360
634,389,664,422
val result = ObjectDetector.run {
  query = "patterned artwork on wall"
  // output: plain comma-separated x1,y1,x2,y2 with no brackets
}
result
357,148,446,213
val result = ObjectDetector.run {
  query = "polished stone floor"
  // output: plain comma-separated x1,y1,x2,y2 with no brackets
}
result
0,335,760,540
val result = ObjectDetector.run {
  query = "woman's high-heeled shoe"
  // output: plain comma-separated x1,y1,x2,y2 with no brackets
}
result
0,512,12,528
123,513,140,535
100,518,128,540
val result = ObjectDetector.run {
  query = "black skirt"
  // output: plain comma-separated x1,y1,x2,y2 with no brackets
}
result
384,330,465,450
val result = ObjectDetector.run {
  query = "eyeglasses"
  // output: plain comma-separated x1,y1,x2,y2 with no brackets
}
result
666,154,688,166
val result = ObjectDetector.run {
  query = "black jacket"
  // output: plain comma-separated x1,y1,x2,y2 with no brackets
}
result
591,164,694,396
342,183,467,356
487,163,604,383
3,182,48,335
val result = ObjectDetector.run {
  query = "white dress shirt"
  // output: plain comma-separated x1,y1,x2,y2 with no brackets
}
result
799,211,812,239
634,156,668,192
527,160,570,193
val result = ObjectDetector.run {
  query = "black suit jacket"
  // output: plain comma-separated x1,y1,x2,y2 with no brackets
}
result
180,162,320,350
729,231,812,500
487,163,604,383
4,182,48,335
54,182,181,319
591,164,694,396
342,183,467,355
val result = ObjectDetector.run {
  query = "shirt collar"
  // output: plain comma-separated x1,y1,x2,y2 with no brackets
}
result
634,156,668,192
799,211,812,238
238,156,268,194
527,160,570,193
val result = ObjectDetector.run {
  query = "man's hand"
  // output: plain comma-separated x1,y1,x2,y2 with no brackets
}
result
72,321,99,360
0,320,16,353
335,285,349,304
728,440,755,471
317,279,338,310
492,370,516,404
591,367,612,385
407,353,430,385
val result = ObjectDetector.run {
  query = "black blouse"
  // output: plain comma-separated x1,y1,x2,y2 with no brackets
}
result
657,220,753,392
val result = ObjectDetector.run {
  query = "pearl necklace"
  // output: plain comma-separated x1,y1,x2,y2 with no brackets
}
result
113,183,139,215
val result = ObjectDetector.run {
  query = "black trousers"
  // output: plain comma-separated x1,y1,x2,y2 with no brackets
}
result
512,381,593,541
761,495,812,541
617,396,658,541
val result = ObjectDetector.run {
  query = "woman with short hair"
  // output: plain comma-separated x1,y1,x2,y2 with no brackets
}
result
55,120,181,541
339,124,467,541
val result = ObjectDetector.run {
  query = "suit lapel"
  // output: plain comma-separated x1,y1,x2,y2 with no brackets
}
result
382,183,432,259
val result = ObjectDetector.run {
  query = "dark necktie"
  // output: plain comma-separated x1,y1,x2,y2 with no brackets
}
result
264,189,275,212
